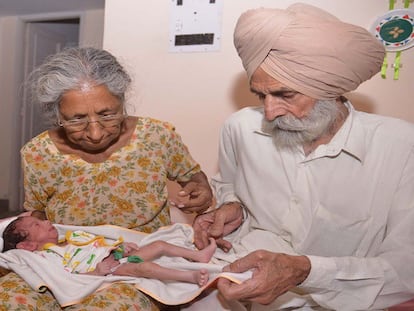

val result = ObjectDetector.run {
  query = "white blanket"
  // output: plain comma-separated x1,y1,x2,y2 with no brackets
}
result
0,222,252,307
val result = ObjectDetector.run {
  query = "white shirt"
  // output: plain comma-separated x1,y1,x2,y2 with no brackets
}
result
212,102,414,310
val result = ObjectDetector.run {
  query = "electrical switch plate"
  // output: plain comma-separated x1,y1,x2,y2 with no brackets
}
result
169,0,223,53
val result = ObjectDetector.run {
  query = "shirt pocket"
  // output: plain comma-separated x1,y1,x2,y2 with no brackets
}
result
296,203,372,257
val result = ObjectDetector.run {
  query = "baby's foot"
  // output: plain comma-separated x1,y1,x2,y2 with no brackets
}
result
197,238,217,263
195,268,209,287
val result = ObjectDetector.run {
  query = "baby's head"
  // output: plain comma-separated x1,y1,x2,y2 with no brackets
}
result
2,216,58,252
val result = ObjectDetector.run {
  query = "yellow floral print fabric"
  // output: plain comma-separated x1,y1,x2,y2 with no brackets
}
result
21,117,201,233
0,272,160,310
5,117,199,310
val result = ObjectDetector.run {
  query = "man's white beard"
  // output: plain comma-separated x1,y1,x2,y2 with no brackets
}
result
262,99,341,149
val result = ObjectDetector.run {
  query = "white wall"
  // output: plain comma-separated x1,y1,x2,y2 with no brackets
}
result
103,0,414,180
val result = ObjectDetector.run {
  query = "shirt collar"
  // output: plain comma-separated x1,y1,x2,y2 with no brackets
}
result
316,101,365,162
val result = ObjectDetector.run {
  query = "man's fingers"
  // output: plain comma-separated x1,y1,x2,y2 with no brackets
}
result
194,230,208,249
207,206,237,237
215,238,232,252
223,253,257,273
218,277,258,301
207,216,226,237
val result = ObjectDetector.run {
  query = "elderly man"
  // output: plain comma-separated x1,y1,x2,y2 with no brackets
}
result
193,3,414,310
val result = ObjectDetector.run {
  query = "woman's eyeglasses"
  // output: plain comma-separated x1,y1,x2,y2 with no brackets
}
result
58,114,126,132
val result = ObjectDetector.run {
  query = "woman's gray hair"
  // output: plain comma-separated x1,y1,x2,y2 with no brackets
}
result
27,47,132,125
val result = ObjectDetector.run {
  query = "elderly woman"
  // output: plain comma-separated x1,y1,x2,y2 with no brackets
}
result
0,47,212,310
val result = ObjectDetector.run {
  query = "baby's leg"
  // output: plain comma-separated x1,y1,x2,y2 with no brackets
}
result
131,238,217,263
113,262,209,287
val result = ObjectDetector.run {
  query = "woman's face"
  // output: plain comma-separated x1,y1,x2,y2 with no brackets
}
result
58,84,125,152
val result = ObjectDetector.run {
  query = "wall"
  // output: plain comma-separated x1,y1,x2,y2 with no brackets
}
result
0,9,104,210
0,16,25,203
103,0,414,180
79,9,104,47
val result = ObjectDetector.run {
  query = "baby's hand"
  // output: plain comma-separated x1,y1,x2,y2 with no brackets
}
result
122,242,139,256
93,258,118,275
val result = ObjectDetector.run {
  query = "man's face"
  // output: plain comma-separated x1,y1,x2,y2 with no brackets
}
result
250,67,317,122
250,67,340,148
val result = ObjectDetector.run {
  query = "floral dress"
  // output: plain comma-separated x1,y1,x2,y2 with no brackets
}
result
22,117,200,232
0,117,201,311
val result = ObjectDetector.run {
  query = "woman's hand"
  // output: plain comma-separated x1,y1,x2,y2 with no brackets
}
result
170,171,213,214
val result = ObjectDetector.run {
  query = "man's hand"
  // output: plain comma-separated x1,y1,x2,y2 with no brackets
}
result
217,250,311,304
170,171,213,214
193,202,243,252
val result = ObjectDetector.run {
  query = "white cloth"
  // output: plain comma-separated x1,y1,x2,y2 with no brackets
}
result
0,223,251,307
212,101,414,310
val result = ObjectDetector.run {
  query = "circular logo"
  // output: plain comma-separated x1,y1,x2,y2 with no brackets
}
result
370,9,414,51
